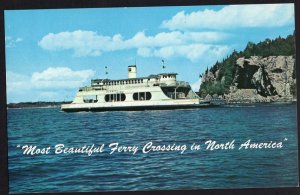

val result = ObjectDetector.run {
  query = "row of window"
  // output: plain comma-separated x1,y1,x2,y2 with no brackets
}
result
105,93,126,102
162,75,176,79
95,79,144,86
83,92,152,103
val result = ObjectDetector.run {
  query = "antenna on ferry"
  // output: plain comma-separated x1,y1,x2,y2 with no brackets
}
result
105,66,108,79
161,59,166,73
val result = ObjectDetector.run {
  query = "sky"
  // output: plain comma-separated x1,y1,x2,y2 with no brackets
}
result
5,3,295,103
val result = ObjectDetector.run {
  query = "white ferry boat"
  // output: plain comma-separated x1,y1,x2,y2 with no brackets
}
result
61,65,208,112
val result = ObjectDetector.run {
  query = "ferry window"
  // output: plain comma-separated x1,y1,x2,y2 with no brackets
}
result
121,94,126,101
133,93,138,101
140,92,145,100
105,94,110,102
146,92,152,100
133,92,151,101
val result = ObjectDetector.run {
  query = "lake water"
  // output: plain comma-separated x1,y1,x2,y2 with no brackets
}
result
7,103,299,193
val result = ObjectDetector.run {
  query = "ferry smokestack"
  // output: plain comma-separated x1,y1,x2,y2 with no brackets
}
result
128,65,137,79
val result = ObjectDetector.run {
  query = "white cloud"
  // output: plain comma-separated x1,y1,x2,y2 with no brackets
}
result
161,4,294,30
31,67,95,88
6,71,31,93
6,67,95,102
137,47,153,57
140,44,229,62
38,31,112,57
38,30,230,61
15,38,23,42
5,36,23,48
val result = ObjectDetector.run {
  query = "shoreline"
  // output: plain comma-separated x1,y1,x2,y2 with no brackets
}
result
7,101,72,109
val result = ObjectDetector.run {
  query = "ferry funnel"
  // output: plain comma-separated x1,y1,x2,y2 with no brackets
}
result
128,65,137,79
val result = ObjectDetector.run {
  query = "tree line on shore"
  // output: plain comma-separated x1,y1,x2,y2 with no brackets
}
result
7,101,72,108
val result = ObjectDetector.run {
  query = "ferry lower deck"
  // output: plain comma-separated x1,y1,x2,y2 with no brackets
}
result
61,102,211,112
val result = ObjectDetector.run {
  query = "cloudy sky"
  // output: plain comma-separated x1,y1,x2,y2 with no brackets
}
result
5,4,295,103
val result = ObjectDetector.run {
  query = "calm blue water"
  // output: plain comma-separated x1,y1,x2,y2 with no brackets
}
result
7,103,299,193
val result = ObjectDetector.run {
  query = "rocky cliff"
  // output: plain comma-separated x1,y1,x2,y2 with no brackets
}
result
202,55,296,103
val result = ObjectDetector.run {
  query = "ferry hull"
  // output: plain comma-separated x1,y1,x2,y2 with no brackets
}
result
61,103,211,112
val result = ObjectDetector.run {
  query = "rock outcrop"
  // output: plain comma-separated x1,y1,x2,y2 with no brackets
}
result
227,56,296,103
